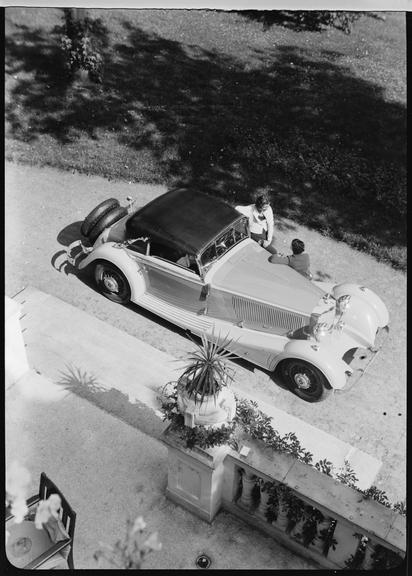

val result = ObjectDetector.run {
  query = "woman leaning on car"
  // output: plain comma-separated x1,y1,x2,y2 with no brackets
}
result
235,192,277,254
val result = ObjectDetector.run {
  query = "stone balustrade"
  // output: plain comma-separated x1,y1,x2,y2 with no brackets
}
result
162,426,405,570
5,295,30,388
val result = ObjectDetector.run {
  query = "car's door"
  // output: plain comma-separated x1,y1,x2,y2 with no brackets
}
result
142,240,206,314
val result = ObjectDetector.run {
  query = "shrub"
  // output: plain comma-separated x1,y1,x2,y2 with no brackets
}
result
60,8,107,81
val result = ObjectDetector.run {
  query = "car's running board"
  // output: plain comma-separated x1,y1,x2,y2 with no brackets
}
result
136,293,214,334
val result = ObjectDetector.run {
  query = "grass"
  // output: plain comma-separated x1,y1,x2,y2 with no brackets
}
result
5,8,406,270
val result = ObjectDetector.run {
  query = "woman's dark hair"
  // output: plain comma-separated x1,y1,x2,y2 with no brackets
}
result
254,192,270,210
291,238,305,255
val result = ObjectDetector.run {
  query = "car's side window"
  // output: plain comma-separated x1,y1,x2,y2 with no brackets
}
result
149,240,200,275
200,218,249,270
149,240,180,262
176,254,200,275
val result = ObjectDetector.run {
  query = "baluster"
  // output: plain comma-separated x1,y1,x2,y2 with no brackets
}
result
234,467,243,502
257,482,271,520
291,506,308,542
362,538,375,570
238,469,256,510
274,491,289,532
315,516,334,554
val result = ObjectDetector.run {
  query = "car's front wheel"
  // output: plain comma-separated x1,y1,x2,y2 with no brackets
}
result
94,261,131,304
279,359,331,402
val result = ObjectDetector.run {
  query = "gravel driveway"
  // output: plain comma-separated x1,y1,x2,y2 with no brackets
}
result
5,161,406,503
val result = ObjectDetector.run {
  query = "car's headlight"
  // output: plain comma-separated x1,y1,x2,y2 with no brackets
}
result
313,322,330,342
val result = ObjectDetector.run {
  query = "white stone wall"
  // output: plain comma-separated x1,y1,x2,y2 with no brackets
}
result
5,296,30,388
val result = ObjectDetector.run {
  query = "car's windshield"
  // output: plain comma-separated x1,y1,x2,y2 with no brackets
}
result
200,217,248,270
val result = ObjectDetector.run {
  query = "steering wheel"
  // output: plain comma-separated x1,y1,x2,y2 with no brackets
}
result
216,241,226,256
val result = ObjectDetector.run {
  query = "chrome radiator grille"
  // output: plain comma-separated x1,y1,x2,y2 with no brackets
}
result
232,295,309,332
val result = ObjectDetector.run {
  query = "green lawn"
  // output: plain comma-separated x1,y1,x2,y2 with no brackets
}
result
5,8,406,270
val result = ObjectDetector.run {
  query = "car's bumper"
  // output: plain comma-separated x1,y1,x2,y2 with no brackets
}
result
66,240,93,268
341,325,390,391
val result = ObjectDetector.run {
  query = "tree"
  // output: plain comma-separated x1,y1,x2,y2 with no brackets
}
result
237,10,380,34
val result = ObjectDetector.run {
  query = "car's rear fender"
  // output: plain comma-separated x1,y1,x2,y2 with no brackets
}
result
92,213,129,248
271,339,351,389
78,242,145,301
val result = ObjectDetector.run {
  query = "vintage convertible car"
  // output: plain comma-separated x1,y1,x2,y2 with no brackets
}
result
67,189,389,402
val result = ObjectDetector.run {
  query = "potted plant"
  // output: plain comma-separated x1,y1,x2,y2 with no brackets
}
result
176,334,237,429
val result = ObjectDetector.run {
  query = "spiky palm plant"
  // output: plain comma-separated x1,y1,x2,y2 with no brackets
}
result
179,334,235,405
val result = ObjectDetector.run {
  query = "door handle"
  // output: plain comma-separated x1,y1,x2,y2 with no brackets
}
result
200,283,210,301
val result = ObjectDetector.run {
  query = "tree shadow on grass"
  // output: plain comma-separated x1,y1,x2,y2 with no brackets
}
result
5,12,406,269
58,364,168,439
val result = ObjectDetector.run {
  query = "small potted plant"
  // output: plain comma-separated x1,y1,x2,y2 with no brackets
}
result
176,334,237,429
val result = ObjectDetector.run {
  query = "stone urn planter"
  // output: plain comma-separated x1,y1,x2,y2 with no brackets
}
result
175,334,237,429
176,377,236,429
161,335,237,522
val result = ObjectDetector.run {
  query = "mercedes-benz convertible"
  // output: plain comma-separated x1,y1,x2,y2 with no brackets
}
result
67,189,389,402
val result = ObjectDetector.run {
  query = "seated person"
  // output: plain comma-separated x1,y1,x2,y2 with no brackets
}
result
268,238,312,279
176,253,198,272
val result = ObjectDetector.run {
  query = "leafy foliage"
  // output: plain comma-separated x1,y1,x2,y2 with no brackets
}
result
393,500,406,516
371,544,404,570
319,519,338,555
335,460,358,488
5,10,406,270
159,383,235,449
300,507,325,547
284,491,306,533
315,459,334,476
178,334,235,405
362,485,390,507
94,515,161,569
235,398,314,464
264,482,289,522
60,8,108,81
264,481,327,547
160,386,405,515
238,11,387,34
292,11,362,33
345,536,404,570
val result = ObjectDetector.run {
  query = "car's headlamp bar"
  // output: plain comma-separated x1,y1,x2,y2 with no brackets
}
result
313,321,330,342
336,294,351,315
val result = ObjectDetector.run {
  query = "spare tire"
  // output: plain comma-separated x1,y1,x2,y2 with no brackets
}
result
81,198,120,237
88,206,129,244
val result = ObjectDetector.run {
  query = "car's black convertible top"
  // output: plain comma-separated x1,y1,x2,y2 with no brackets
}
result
126,188,243,254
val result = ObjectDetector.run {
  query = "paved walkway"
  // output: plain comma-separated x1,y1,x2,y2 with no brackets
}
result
6,287,320,570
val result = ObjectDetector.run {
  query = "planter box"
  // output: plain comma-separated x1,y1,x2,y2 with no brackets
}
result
162,425,231,523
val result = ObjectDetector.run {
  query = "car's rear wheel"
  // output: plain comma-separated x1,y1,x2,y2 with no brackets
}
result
279,359,331,402
81,198,120,238
94,261,131,304
88,206,128,244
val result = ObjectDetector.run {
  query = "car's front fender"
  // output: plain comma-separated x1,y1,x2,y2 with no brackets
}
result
333,283,389,328
271,339,350,389
78,242,145,301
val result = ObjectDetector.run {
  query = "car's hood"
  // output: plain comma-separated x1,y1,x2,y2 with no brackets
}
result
210,242,325,317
